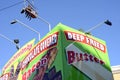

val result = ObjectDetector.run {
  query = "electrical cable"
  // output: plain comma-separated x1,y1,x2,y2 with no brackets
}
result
0,1,24,12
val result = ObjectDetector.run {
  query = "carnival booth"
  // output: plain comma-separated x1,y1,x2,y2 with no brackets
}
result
0,23,114,80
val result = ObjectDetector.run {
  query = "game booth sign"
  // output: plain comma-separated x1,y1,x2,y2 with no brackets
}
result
0,23,114,80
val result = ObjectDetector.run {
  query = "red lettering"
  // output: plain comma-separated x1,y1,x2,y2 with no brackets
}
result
84,53,88,61
100,60,105,65
76,53,83,61
67,51,75,64
27,69,31,79
66,50,105,65
94,57,99,63
22,72,26,80
32,64,36,72
41,58,47,66
36,61,40,68
89,55,93,62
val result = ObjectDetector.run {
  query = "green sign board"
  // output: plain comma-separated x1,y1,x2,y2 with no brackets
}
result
0,23,114,80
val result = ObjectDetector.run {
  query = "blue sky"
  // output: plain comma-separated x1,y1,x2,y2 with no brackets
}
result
0,0,120,73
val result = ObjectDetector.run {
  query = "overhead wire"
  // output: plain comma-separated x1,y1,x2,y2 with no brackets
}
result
0,1,24,12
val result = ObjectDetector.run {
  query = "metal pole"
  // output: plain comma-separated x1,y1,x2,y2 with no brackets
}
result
0,33,14,44
85,21,105,32
14,19,40,40
0,33,20,49
37,16,51,32
85,20,112,33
